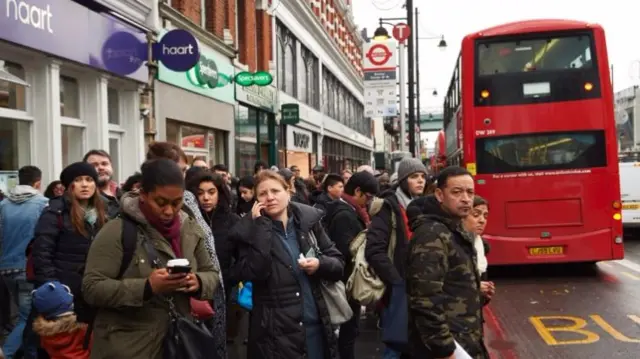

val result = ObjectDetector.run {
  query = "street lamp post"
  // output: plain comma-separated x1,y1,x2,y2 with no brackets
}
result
374,14,446,155
406,0,417,156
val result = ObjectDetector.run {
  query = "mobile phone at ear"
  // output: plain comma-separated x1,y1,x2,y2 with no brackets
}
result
260,209,267,216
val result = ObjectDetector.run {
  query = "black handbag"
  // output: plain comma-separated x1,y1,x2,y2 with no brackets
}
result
163,297,218,359
140,239,218,359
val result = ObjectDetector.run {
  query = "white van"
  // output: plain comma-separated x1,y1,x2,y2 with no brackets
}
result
619,161,640,227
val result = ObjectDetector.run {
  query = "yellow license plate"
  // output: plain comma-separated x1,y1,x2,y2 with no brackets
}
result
529,246,564,256
623,203,640,210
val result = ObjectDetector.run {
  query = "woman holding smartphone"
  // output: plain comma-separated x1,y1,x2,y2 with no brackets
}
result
82,159,219,359
229,170,344,359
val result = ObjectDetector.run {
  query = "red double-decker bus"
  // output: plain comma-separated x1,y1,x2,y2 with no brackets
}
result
444,19,623,265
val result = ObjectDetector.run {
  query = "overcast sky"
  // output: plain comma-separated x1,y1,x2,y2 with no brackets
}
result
353,0,639,112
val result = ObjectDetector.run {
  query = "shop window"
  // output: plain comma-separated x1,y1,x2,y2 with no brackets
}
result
210,130,227,165
181,124,207,149
0,117,30,171
107,87,120,125
108,136,120,182
166,119,180,144
235,141,258,177
235,105,257,141
60,75,80,118
61,125,84,167
0,60,26,111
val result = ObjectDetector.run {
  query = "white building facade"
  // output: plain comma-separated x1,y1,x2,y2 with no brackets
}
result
0,0,157,189
273,0,372,177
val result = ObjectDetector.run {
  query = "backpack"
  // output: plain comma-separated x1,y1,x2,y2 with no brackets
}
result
346,197,397,306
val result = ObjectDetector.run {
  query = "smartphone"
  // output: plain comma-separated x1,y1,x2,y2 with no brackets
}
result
167,259,191,274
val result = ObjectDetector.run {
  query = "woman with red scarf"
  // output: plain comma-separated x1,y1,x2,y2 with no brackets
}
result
82,159,219,359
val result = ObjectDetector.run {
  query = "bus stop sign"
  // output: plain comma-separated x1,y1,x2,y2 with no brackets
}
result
392,23,411,43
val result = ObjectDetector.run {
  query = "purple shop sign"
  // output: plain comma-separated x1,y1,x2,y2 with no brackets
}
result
0,0,147,82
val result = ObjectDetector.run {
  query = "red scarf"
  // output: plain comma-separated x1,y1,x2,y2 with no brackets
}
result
399,206,413,241
341,194,371,225
139,199,182,257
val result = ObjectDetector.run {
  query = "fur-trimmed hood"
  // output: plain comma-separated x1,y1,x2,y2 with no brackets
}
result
32,314,86,337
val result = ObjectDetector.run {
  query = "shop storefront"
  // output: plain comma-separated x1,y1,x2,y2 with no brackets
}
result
156,29,235,167
235,84,277,177
281,125,316,178
0,0,148,186
322,136,372,173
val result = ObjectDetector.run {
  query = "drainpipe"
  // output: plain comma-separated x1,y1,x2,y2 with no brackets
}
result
142,31,158,148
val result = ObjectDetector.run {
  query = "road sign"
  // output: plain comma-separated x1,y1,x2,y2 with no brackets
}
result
363,41,396,71
362,39,397,117
364,86,397,117
392,23,411,43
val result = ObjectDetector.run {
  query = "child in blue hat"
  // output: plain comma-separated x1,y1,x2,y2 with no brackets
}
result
31,281,90,359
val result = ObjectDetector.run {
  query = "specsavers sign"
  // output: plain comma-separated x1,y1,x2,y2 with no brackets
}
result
157,30,234,104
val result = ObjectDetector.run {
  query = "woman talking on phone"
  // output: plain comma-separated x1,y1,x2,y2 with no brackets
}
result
82,159,220,359
229,170,345,359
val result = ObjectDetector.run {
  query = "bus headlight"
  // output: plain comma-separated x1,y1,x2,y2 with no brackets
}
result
613,213,622,221
614,236,623,244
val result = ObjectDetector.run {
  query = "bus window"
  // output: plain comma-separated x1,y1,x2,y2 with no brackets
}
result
477,34,594,75
475,130,607,174
474,31,601,106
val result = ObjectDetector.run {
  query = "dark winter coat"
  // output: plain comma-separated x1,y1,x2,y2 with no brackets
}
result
31,196,104,323
324,199,366,282
405,195,488,359
364,190,410,286
202,208,241,290
229,202,344,359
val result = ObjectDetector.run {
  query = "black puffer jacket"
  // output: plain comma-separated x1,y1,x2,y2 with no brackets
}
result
324,199,365,282
32,196,103,322
229,202,344,359
202,208,241,290
364,189,410,286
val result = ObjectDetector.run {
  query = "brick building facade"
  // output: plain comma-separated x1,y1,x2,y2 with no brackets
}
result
306,0,363,76
169,0,272,71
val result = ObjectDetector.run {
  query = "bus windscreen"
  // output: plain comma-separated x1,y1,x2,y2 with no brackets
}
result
477,33,594,75
474,32,601,106
475,130,607,174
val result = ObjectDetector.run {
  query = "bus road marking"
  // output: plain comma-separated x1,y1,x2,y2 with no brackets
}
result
620,272,640,280
613,259,640,274
530,315,640,345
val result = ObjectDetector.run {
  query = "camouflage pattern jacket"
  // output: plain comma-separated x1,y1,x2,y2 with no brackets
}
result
405,195,488,359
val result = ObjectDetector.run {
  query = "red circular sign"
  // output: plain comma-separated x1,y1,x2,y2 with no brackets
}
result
366,43,393,66
392,23,411,43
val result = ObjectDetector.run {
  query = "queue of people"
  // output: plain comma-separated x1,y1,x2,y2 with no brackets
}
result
0,143,495,359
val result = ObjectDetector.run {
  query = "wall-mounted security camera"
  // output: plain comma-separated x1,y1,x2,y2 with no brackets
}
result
140,108,150,117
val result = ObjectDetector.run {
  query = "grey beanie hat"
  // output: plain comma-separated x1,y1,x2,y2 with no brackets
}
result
397,158,427,183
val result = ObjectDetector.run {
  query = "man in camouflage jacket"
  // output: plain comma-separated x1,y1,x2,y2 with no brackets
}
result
405,167,489,359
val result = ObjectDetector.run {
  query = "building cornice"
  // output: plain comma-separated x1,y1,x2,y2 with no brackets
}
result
285,0,363,93
159,3,236,58
97,0,151,26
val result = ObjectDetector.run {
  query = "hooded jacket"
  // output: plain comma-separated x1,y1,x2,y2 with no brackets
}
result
405,195,488,359
81,191,219,359
0,185,48,271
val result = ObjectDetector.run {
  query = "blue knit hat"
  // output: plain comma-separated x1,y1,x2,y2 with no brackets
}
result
32,281,75,320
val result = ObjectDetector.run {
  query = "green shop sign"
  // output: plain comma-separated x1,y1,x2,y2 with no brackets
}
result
157,30,235,104
234,71,273,87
